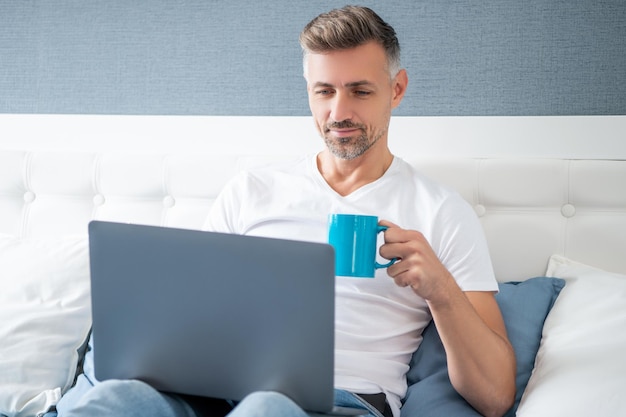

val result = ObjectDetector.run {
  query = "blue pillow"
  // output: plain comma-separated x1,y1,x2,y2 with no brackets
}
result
401,277,565,417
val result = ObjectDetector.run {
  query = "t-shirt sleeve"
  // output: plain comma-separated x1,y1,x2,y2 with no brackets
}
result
433,194,498,292
202,173,247,233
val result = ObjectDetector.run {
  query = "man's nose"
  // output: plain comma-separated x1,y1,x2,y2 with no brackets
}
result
329,93,353,122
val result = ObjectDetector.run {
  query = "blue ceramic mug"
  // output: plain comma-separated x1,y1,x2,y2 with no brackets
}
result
327,214,395,278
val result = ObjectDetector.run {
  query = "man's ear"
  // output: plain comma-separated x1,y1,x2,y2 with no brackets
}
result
391,69,408,109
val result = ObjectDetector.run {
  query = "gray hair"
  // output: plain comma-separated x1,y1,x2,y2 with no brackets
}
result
300,5,401,78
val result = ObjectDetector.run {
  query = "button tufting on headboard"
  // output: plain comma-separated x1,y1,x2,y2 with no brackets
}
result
560,204,576,218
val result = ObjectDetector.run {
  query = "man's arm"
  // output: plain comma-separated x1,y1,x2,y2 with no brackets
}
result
429,287,516,417
379,222,516,417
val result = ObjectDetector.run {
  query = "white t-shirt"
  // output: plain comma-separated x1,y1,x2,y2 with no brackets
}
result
204,155,497,417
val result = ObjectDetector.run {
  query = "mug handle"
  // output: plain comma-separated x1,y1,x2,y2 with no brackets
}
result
375,225,397,269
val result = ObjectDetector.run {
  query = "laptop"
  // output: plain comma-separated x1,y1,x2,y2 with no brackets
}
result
88,220,365,416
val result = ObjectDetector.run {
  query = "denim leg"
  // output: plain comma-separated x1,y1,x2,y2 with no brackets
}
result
57,379,196,417
224,390,379,417
226,392,308,417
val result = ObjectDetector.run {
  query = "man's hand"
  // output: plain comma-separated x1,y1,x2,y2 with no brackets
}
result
378,219,454,302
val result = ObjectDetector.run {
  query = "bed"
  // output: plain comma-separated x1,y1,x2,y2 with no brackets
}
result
1,114,625,417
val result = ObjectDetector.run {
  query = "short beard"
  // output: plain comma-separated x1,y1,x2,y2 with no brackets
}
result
323,121,382,160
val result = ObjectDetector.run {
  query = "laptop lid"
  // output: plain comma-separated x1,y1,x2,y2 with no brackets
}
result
88,220,340,414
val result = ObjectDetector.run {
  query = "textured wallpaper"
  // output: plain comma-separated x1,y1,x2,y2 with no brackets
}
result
1,0,624,116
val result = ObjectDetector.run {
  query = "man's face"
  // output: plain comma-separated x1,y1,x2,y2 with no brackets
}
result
305,42,405,160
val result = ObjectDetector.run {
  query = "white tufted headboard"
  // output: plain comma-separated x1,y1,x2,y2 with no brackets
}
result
1,114,625,282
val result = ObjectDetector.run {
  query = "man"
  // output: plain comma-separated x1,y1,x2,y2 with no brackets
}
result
58,6,515,417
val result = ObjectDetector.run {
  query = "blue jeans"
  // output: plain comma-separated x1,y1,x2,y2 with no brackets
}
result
56,338,383,417
57,379,382,417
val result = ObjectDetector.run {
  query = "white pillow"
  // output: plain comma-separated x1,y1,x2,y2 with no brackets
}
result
516,255,626,416
0,235,91,417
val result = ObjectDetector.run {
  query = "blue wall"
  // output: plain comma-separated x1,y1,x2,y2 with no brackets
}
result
1,0,625,116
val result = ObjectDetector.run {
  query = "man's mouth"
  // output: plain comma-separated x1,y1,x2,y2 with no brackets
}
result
325,121,364,138
328,128,361,138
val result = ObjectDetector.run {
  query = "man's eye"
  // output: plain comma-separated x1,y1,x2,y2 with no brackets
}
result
315,89,333,95
355,90,371,97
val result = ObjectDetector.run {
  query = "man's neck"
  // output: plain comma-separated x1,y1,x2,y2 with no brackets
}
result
316,147,394,197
